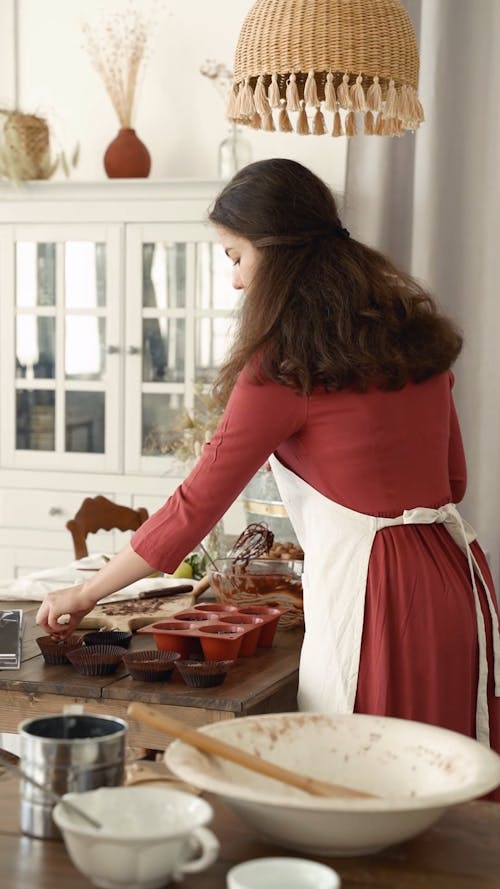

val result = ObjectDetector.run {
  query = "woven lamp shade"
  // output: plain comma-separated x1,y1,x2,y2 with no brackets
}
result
228,0,424,137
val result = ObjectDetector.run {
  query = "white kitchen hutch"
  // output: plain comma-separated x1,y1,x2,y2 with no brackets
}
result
0,180,245,578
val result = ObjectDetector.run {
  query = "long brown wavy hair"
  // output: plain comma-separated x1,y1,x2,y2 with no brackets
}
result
209,158,462,405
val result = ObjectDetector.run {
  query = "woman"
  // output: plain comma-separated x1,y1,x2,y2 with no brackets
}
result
37,158,499,757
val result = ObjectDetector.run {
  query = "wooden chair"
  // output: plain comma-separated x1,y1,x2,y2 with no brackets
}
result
66,495,149,560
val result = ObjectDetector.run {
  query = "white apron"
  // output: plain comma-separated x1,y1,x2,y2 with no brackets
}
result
269,455,500,747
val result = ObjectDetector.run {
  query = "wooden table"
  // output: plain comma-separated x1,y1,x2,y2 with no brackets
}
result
0,602,301,750
0,772,498,888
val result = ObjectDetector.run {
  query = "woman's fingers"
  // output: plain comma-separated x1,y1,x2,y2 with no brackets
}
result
35,585,90,637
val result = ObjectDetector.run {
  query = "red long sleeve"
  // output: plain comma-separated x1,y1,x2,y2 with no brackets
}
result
130,370,307,573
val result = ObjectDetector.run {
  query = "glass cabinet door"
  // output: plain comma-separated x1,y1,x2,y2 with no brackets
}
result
125,223,238,474
2,224,121,471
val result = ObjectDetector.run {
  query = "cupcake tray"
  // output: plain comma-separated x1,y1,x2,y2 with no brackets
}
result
137,604,284,660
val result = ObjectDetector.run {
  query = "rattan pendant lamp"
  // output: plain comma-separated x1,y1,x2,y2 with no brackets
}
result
227,0,424,137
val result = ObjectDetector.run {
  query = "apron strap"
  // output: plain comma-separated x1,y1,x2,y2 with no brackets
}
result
400,503,500,747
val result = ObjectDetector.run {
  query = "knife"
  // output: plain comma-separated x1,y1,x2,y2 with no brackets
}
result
136,583,195,600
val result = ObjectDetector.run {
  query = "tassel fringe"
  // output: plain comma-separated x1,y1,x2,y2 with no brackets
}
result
332,110,343,137
278,101,293,132
312,107,326,135
261,111,275,132
366,75,382,112
254,76,270,116
227,72,424,137
226,85,239,121
285,73,300,112
296,101,309,135
337,73,352,109
268,74,281,108
324,72,337,112
236,78,255,119
345,111,357,136
304,71,319,106
384,79,398,119
350,75,366,112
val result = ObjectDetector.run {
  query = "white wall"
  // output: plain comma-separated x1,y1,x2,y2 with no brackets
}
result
0,0,347,191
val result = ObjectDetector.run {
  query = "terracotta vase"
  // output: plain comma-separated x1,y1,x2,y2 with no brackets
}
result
103,127,151,179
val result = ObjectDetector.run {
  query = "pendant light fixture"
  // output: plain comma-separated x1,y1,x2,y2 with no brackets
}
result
227,0,424,137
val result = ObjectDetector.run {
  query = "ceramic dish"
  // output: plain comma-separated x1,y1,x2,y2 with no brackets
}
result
53,785,219,889
166,711,500,856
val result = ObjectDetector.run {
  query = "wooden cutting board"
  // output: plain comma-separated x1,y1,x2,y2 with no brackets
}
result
77,577,210,632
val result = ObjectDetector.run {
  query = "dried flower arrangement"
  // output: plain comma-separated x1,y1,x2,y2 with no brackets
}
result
0,110,79,182
82,6,156,129
143,385,223,464
143,384,226,562
199,59,234,104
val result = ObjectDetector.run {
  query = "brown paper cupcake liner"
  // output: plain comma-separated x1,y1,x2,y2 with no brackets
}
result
82,630,132,649
67,644,125,676
122,650,180,682
36,634,84,665
175,658,235,688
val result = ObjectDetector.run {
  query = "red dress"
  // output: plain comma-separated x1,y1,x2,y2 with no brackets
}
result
132,368,500,761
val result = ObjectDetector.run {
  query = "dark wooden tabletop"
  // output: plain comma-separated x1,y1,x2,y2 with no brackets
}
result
0,773,498,888
0,601,301,748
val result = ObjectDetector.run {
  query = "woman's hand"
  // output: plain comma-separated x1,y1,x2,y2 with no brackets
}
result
36,544,157,638
36,584,97,638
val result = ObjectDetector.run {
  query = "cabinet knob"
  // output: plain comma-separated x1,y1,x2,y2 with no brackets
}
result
107,345,120,354
127,346,142,355
48,506,63,516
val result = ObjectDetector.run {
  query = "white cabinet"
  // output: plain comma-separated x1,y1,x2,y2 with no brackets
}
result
0,181,245,577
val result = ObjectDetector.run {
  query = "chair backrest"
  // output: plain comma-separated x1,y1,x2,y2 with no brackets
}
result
66,495,149,560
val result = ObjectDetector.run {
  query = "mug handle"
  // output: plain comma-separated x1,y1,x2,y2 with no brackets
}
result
173,827,220,878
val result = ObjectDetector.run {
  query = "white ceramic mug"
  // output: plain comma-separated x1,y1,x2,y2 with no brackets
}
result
227,856,341,889
52,785,220,889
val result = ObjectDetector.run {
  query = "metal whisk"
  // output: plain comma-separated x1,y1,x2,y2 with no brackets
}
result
227,522,274,568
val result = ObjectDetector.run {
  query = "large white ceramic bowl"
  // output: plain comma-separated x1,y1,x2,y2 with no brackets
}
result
165,711,500,856
53,785,219,889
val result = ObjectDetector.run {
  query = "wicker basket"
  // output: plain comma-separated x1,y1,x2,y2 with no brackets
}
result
0,111,56,180
228,0,424,137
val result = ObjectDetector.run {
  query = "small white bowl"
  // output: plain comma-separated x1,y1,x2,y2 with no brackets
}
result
227,857,341,889
53,785,219,889
166,711,500,856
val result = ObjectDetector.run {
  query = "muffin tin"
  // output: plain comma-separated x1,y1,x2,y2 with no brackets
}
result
138,603,284,660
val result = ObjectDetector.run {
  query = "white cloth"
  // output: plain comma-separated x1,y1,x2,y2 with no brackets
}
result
269,456,500,747
0,555,195,603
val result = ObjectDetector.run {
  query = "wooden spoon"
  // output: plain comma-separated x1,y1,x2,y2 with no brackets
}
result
191,575,211,600
127,703,378,800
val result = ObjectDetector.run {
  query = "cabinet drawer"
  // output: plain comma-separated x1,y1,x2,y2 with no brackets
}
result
0,489,114,531
0,546,76,579
132,495,165,516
